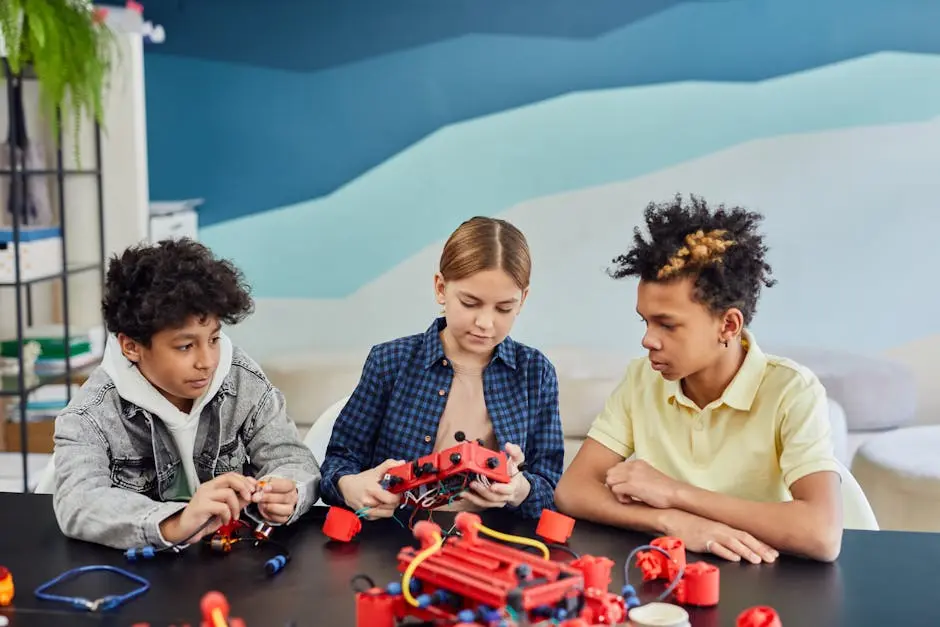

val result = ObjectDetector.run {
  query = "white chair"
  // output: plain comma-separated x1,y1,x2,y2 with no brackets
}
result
33,454,56,494
303,395,349,465
837,459,879,530
304,395,350,507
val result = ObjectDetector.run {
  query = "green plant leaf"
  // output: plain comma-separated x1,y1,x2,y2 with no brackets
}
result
1,0,118,164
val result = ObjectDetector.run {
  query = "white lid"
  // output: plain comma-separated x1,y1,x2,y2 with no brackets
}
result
628,602,691,626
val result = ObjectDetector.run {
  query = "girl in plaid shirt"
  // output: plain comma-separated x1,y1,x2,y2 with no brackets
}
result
319,217,565,520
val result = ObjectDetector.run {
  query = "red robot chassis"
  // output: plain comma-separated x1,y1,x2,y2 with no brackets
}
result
355,512,626,627
380,438,512,510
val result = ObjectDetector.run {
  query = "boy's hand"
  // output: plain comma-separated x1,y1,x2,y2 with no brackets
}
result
459,443,530,509
605,459,680,509
252,477,299,524
661,509,779,564
337,459,404,520
161,472,257,545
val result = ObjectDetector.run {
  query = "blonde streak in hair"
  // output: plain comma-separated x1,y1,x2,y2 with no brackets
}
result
657,229,735,279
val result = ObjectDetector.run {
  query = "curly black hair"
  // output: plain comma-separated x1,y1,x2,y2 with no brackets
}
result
608,194,776,325
102,238,254,344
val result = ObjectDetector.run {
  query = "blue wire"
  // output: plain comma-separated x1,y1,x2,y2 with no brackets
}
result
34,565,150,612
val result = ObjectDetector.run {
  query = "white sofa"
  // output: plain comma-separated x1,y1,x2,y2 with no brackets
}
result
264,344,940,530
261,346,863,470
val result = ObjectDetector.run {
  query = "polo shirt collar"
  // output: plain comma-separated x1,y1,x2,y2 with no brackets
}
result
422,317,517,370
665,329,767,411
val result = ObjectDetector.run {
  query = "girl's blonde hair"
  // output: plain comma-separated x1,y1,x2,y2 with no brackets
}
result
439,216,531,290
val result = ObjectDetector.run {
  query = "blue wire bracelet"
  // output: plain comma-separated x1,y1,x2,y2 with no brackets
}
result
34,565,150,611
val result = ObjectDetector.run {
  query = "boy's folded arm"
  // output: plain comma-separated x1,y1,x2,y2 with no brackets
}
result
53,411,186,550
242,386,322,523
554,438,671,535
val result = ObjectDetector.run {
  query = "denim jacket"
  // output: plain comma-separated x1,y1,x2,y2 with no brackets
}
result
52,346,320,550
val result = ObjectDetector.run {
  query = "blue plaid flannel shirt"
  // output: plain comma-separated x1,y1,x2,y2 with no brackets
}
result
319,317,565,519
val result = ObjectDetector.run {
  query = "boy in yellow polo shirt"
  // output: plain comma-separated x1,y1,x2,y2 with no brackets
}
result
555,195,843,563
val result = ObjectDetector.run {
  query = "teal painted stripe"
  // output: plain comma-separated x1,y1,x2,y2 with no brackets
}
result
201,52,940,299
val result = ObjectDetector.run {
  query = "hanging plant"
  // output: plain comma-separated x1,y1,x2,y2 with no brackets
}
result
0,0,118,161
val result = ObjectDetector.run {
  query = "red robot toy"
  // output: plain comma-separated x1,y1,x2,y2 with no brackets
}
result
381,434,512,510
323,435,515,541
353,512,626,627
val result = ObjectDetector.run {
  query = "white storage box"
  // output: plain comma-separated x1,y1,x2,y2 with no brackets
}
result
150,209,198,242
149,198,202,243
0,227,63,283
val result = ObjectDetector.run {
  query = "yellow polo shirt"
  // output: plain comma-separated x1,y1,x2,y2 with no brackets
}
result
587,331,841,503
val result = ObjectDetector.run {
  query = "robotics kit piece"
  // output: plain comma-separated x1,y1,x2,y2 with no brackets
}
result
354,512,626,627
323,438,514,542
634,536,719,607
381,438,511,510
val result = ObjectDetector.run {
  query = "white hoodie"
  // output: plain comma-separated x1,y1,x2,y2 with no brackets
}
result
102,332,233,496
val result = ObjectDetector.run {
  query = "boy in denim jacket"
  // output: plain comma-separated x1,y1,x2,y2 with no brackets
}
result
52,238,320,550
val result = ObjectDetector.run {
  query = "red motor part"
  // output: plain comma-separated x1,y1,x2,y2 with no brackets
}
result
536,509,575,545
579,586,627,625
570,555,614,592
737,606,782,627
636,536,686,582
673,561,719,607
356,588,399,627
323,505,362,542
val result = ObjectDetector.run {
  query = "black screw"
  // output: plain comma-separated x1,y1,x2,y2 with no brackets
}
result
450,453,461,464
454,431,466,442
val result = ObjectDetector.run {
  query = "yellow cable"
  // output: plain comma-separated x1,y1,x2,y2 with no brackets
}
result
210,607,228,627
402,532,444,607
475,523,550,560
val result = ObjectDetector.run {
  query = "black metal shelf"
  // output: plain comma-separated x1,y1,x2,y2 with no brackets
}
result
0,169,100,176
0,262,102,287
0,358,102,397
1,58,106,492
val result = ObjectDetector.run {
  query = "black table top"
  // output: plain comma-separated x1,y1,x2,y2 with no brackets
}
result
1,493,939,626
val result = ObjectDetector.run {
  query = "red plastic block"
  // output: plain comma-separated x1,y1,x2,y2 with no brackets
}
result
737,606,782,627
536,509,575,544
323,505,362,542
356,588,397,627
674,561,719,607
570,555,613,592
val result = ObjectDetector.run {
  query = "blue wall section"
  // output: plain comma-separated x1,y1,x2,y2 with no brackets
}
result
140,0,940,228
198,52,940,299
